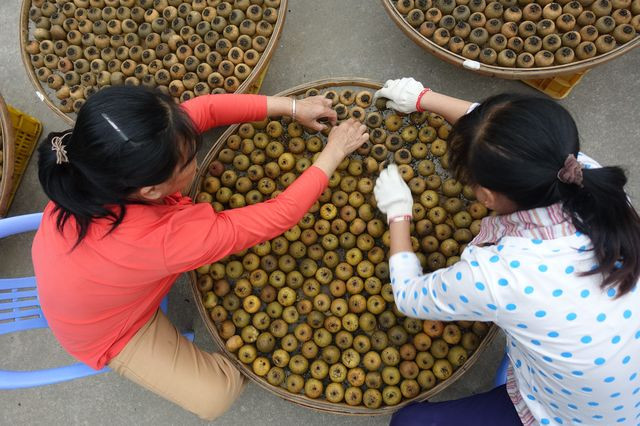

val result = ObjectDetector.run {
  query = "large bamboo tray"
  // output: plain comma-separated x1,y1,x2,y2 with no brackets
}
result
188,78,498,416
381,0,640,79
20,0,288,125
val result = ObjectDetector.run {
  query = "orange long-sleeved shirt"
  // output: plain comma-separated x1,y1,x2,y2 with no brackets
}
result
32,94,329,369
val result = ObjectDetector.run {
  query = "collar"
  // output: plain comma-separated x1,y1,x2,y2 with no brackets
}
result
471,202,577,246
163,192,193,206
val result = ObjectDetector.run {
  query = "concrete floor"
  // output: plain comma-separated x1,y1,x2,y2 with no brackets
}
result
1,1,639,425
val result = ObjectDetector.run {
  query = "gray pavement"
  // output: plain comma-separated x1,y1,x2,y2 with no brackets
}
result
1,1,639,425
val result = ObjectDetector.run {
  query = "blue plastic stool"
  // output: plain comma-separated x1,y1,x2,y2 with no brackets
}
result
0,213,193,390
494,352,510,387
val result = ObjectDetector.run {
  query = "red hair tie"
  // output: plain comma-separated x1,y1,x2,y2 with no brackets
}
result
415,88,432,112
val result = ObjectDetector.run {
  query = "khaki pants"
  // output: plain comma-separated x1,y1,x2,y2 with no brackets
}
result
108,310,246,421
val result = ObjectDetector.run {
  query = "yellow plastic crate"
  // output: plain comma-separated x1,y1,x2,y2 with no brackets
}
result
0,101,42,217
522,71,588,100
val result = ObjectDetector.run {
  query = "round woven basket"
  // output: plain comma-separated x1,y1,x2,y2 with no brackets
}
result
19,0,288,126
188,77,499,416
0,93,16,217
381,0,640,79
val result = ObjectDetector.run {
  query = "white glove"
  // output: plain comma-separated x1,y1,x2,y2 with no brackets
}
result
374,164,414,223
372,78,425,113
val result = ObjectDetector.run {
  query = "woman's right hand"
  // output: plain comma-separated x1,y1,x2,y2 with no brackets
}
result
313,119,368,177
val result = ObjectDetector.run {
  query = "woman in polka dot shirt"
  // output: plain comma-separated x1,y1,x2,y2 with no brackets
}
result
373,78,640,426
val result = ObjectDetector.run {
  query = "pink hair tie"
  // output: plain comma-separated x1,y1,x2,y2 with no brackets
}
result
557,154,583,187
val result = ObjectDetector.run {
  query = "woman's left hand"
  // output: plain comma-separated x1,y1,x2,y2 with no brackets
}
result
374,164,414,223
295,96,338,132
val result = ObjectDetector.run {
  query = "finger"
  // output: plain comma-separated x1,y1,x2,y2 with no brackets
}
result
386,100,400,111
374,182,384,197
375,171,387,187
353,133,368,147
372,86,392,102
377,168,389,184
354,127,367,140
392,167,406,185
345,118,357,127
372,90,388,103
342,121,355,136
308,121,325,132
336,119,348,129
323,108,338,125
323,97,332,107
335,120,350,131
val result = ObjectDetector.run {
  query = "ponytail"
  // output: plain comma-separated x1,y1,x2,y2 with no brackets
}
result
37,85,200,248
38,130,127,247
560,166,640,296
450,93,639,296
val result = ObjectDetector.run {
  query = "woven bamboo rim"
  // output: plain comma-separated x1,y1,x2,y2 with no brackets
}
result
0,93,16,217
381,0,640,80
19,0,288,126
187,77,499,415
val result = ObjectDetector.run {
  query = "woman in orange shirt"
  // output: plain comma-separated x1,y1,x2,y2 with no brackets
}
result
33,85,368,420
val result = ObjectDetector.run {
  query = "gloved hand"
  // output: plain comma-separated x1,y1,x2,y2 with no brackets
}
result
372,78,425,113
374,164,414,223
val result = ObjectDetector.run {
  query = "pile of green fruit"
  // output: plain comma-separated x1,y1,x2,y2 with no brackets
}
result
193,86,492,409
24,0,282,115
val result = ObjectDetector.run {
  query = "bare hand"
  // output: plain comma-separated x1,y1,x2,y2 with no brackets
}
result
313,119,369,178
326,119,369,158
295,96,338,132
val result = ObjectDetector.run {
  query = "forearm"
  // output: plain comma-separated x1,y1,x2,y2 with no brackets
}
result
312,147,343,178
165,166,329,273
266,96,294,118
389,251,454,320
212,166,329,254
420,91,474,124
181,94,267,132
390,220,413,256
389,252,498,322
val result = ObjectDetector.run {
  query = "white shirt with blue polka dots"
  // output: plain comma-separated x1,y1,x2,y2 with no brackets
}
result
389,177,640,424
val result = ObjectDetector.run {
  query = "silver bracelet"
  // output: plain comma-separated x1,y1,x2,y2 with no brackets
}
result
291,98,296,121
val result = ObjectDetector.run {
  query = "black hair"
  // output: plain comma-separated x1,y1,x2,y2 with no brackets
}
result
38,85,200,247
449,93,640,296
